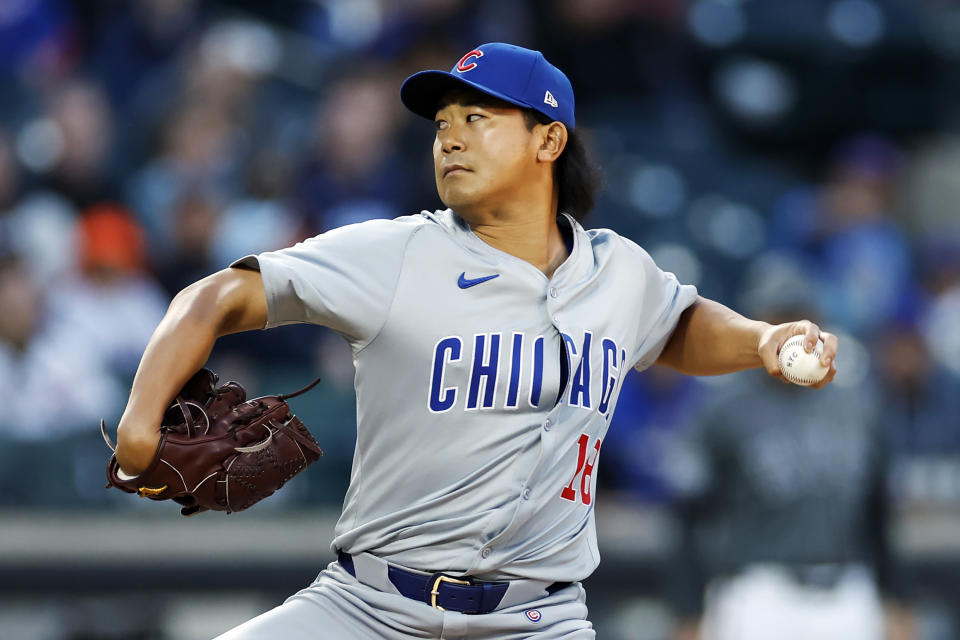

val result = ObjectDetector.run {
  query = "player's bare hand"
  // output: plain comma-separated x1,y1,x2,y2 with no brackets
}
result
114,420,162,476
758,320,838,388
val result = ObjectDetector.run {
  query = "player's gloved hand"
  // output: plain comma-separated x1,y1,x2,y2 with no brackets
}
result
101,368,324,515
757,320,838,388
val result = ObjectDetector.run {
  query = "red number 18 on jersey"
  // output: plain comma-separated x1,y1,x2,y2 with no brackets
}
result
560,433,602,505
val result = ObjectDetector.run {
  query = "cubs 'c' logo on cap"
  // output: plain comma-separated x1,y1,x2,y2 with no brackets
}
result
524,609,542,623
456,49,483,72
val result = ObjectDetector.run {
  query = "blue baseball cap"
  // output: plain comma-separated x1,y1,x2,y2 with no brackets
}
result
400,43,575,129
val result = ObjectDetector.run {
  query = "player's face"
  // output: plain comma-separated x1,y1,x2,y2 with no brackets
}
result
432,91,543,218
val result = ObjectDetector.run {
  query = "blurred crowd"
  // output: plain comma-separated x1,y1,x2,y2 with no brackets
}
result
2,0,960,635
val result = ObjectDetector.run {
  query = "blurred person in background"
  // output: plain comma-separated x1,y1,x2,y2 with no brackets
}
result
0,249,124,502
125,15,279,253
153,187,222,298
47,204,168,382
769,135,913,339
211,148,302,268
599,366,708,504
0,119,79,287
42,78,119,208
298,68,417,231
666,256,913,640
899,146,960,400
875,320,960,457
90,0,204,113
128,99,237,253
876,251,960,617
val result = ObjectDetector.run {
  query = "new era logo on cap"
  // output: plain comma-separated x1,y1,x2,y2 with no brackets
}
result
400,43,576,129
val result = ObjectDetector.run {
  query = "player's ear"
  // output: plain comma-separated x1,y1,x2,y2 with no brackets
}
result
536,122,568,163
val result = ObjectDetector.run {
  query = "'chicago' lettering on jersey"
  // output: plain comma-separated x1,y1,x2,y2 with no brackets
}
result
427,332,627,415
467,333,500,410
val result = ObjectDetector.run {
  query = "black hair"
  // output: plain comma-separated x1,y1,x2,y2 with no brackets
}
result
523,110,602,222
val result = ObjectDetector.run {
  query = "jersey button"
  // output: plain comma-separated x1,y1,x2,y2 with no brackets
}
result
544,418,552,431
522,488,531,500
549,287,559,298
481,547,492,559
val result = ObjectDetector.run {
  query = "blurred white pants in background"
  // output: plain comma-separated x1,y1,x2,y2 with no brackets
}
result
702,564,884,640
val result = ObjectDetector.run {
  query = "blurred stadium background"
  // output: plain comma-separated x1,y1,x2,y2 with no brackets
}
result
1,0,960,638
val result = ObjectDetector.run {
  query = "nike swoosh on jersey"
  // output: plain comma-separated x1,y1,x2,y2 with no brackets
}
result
457,272,500,289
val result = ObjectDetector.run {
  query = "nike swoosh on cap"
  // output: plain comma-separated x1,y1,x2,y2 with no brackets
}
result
458,272,500,289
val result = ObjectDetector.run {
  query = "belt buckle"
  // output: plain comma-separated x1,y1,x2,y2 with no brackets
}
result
430,574,472,611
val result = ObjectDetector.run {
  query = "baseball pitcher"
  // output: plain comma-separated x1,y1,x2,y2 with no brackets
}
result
112,43,839,639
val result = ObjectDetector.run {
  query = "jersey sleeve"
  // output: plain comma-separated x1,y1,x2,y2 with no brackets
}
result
231,217,419,348
624,239,699,371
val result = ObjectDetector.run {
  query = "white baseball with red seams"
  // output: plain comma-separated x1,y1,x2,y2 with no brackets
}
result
778,335,829,386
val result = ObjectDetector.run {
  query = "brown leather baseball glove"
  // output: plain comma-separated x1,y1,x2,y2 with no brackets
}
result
101,368,323,516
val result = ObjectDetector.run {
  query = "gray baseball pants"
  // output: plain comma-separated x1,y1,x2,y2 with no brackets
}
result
213,559,595,639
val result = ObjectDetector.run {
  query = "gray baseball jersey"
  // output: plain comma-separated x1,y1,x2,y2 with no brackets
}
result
234,209,697,583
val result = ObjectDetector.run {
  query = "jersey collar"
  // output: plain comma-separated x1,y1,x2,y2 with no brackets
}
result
429,209,593,284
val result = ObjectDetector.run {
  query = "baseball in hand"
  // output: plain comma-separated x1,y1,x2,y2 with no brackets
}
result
778,335,829,386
